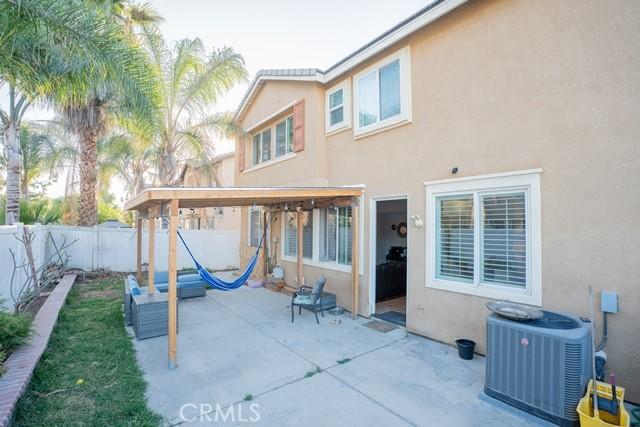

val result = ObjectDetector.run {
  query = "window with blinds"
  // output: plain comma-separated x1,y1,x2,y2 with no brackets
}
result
436,195,474,282
320,208,337,262
283,212,312,259
337,207,352,265
249,210,262,247
481,193,526,287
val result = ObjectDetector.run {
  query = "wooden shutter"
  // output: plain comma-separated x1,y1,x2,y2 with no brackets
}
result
237,136,245,172
292,99,305,152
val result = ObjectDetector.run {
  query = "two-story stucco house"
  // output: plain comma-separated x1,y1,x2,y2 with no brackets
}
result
233,0,640,400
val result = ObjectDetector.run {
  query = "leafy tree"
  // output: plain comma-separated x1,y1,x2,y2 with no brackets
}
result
0,0,159,225
140,28,247,185
0,195,63,225
58,0,161,226
0,124,73,199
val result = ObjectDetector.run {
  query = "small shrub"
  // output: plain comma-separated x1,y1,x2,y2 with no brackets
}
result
0,310,32,376
0,311,33,352
243,394,252,401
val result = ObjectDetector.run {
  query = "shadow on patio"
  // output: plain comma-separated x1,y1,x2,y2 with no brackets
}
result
130,281,551,426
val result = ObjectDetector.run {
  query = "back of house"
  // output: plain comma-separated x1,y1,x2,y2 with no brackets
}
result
233,0,640,401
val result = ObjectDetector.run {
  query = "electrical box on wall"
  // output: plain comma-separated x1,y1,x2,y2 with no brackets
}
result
600,291,618,314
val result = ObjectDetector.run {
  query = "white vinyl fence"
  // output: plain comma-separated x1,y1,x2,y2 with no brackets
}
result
0,224,240,310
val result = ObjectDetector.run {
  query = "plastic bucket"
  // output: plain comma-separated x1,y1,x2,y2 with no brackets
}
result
455,339,476,360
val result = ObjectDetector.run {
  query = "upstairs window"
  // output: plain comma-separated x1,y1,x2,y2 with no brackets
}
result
354,47,411,137
325,80,351,134
252,115,293,166
275,116,293,157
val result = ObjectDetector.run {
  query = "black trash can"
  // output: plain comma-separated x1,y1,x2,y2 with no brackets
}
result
455,339,476,360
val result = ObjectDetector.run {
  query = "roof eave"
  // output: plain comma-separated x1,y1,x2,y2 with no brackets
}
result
232,0,468,125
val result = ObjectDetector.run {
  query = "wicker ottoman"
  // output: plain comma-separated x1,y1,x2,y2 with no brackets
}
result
132,293,178,340
318,291,337,311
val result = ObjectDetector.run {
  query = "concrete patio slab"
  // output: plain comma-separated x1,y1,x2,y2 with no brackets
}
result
131,283,553,426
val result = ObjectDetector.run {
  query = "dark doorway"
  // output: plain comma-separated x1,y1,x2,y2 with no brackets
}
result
373,199,407,326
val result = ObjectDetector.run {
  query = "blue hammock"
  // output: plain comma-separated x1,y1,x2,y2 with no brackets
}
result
177,223,266,291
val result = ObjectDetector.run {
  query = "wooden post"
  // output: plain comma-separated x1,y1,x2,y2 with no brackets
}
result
168,199,179,369
351,201,359,320
148,216,156,294
262,209,268,279
136,215,143,282
297,208,303,287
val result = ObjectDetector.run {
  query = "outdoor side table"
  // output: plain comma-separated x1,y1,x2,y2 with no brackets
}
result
132,292,178,340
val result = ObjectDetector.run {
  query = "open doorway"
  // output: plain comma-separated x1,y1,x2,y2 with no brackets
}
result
372,198,407,326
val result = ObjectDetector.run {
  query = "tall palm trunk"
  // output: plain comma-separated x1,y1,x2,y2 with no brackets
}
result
158,150,176,186
78,127,99,226
4,121,22,224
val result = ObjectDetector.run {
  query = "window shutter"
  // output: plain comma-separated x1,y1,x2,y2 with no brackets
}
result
436,196,474,282
480,193,527,287
292,99,305,152
237,136,245,172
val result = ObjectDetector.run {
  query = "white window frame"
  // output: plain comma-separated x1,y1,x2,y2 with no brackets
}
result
247,208,263,247
282,210,313,260
353,46,412,138
281,201,364,274
325,79,351,135
250,115,295,170
425,170,542,306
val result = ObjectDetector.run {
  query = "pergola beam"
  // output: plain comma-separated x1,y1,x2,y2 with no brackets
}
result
148,216,156,294
167,199,179,369
136,216,143,282
297,208,304,287
351,201,359,320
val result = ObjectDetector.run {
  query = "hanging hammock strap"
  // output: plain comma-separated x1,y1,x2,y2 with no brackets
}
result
176,212,270,291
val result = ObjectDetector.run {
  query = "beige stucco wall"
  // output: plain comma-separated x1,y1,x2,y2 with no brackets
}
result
236,0,640,400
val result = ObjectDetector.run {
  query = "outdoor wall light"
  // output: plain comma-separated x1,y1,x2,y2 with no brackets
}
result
410,214,424,228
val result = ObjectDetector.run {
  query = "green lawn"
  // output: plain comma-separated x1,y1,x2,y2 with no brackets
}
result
14,277,160,426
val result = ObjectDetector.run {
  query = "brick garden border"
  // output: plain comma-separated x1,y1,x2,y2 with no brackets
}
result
0,274,76,427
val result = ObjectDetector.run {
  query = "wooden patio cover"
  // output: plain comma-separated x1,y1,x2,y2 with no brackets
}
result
125,186,364,369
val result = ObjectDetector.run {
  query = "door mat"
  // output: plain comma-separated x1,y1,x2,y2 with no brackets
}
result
374,311,406,326
363,320,397,333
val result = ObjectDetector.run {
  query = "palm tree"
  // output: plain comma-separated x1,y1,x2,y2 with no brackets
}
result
0,123,74,199
0,0,158,224
140,28,247,186
98,130,154,198
57,2,161,226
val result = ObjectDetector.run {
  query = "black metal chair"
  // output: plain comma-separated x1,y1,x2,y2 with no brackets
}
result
291,276,327,324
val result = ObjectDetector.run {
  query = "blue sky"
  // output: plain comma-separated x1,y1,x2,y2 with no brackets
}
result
7,1,433,199
152,0,432,112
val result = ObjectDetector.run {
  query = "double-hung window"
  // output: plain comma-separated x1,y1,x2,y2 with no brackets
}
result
252,115,294,166
354,46,411,137
275,116,293,157
325,80,351,134
252,129,271,166
426,170,542,305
